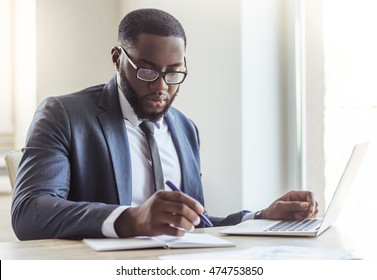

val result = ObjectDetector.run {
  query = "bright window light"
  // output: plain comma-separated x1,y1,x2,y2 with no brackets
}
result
323,1,377,255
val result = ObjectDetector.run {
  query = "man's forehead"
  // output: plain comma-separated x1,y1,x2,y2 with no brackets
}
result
134,33,185,51
130,33,185,65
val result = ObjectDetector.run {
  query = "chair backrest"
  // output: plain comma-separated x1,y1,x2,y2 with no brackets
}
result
4,149,23,189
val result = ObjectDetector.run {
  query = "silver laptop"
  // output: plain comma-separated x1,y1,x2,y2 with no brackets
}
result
220,142,369,237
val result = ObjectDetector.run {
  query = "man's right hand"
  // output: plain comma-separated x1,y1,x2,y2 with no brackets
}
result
114,190,203,237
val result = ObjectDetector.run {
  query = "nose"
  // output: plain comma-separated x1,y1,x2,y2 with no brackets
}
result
149,75,169,92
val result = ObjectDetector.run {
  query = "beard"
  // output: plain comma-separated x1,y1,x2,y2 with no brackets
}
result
119,69,178,122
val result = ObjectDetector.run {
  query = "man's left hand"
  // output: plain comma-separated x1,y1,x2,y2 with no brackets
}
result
261,191,318,220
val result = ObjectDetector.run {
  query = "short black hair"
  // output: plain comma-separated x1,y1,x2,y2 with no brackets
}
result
118,8,187,49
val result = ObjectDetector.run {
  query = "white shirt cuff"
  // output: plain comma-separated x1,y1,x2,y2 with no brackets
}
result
241,211,257,222
101,206,130,238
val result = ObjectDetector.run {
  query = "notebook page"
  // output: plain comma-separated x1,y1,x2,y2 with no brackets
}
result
153,233,235,248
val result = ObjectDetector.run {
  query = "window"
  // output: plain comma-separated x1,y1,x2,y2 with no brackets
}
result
306,0,377,225
0,0,37,160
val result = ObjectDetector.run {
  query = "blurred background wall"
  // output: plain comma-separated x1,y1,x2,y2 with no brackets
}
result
0,0,298,217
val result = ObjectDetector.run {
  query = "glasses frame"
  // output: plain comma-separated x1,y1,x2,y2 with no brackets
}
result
119,46,188,85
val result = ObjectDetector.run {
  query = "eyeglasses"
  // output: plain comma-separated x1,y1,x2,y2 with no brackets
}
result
119,46,187,85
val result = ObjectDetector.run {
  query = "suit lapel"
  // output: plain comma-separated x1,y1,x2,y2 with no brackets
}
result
165,111,204,205
97,77,132,205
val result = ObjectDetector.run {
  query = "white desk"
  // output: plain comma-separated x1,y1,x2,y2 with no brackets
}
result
0,225,373,260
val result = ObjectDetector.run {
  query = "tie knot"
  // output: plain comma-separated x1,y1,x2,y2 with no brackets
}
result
140,121,155,135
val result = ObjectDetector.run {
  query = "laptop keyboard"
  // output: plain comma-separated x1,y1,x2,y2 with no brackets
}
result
265,218,322,232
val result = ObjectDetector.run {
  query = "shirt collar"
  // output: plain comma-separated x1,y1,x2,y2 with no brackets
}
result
117,74,163,129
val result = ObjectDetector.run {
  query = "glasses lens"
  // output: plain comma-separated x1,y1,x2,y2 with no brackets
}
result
165,72,186,84
137,68,159,81
137,68,187,84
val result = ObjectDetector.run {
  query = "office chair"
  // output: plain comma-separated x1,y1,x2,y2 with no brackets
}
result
4,149,23,189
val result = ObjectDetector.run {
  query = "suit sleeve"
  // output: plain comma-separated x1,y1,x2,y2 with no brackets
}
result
208,211,251,227
11,97,118,240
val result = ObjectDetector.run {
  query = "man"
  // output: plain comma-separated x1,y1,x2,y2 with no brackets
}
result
11,8,318,240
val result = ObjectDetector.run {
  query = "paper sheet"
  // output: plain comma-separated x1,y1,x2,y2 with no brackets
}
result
159,245,358,260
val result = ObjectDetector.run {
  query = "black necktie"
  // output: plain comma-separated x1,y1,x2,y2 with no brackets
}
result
140,121,164,191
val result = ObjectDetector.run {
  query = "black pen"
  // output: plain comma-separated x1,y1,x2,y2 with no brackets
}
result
165,180,213,227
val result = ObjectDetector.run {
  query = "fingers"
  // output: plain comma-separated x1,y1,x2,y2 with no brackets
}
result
308,201,319,218
161,200,201,226
115,190,204,237
281,190,313,203
265,190,319,220
281,191,318,214
156,191,202,231
279,200,310,215
292,203,319,220
148,210,198,235
156,190,205,216
305,192,316,215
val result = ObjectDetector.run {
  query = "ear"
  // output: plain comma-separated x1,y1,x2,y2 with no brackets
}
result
111,46,121,71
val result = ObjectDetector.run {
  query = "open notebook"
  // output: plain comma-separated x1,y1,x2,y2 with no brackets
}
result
83,233,234,251
220,142,369,237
